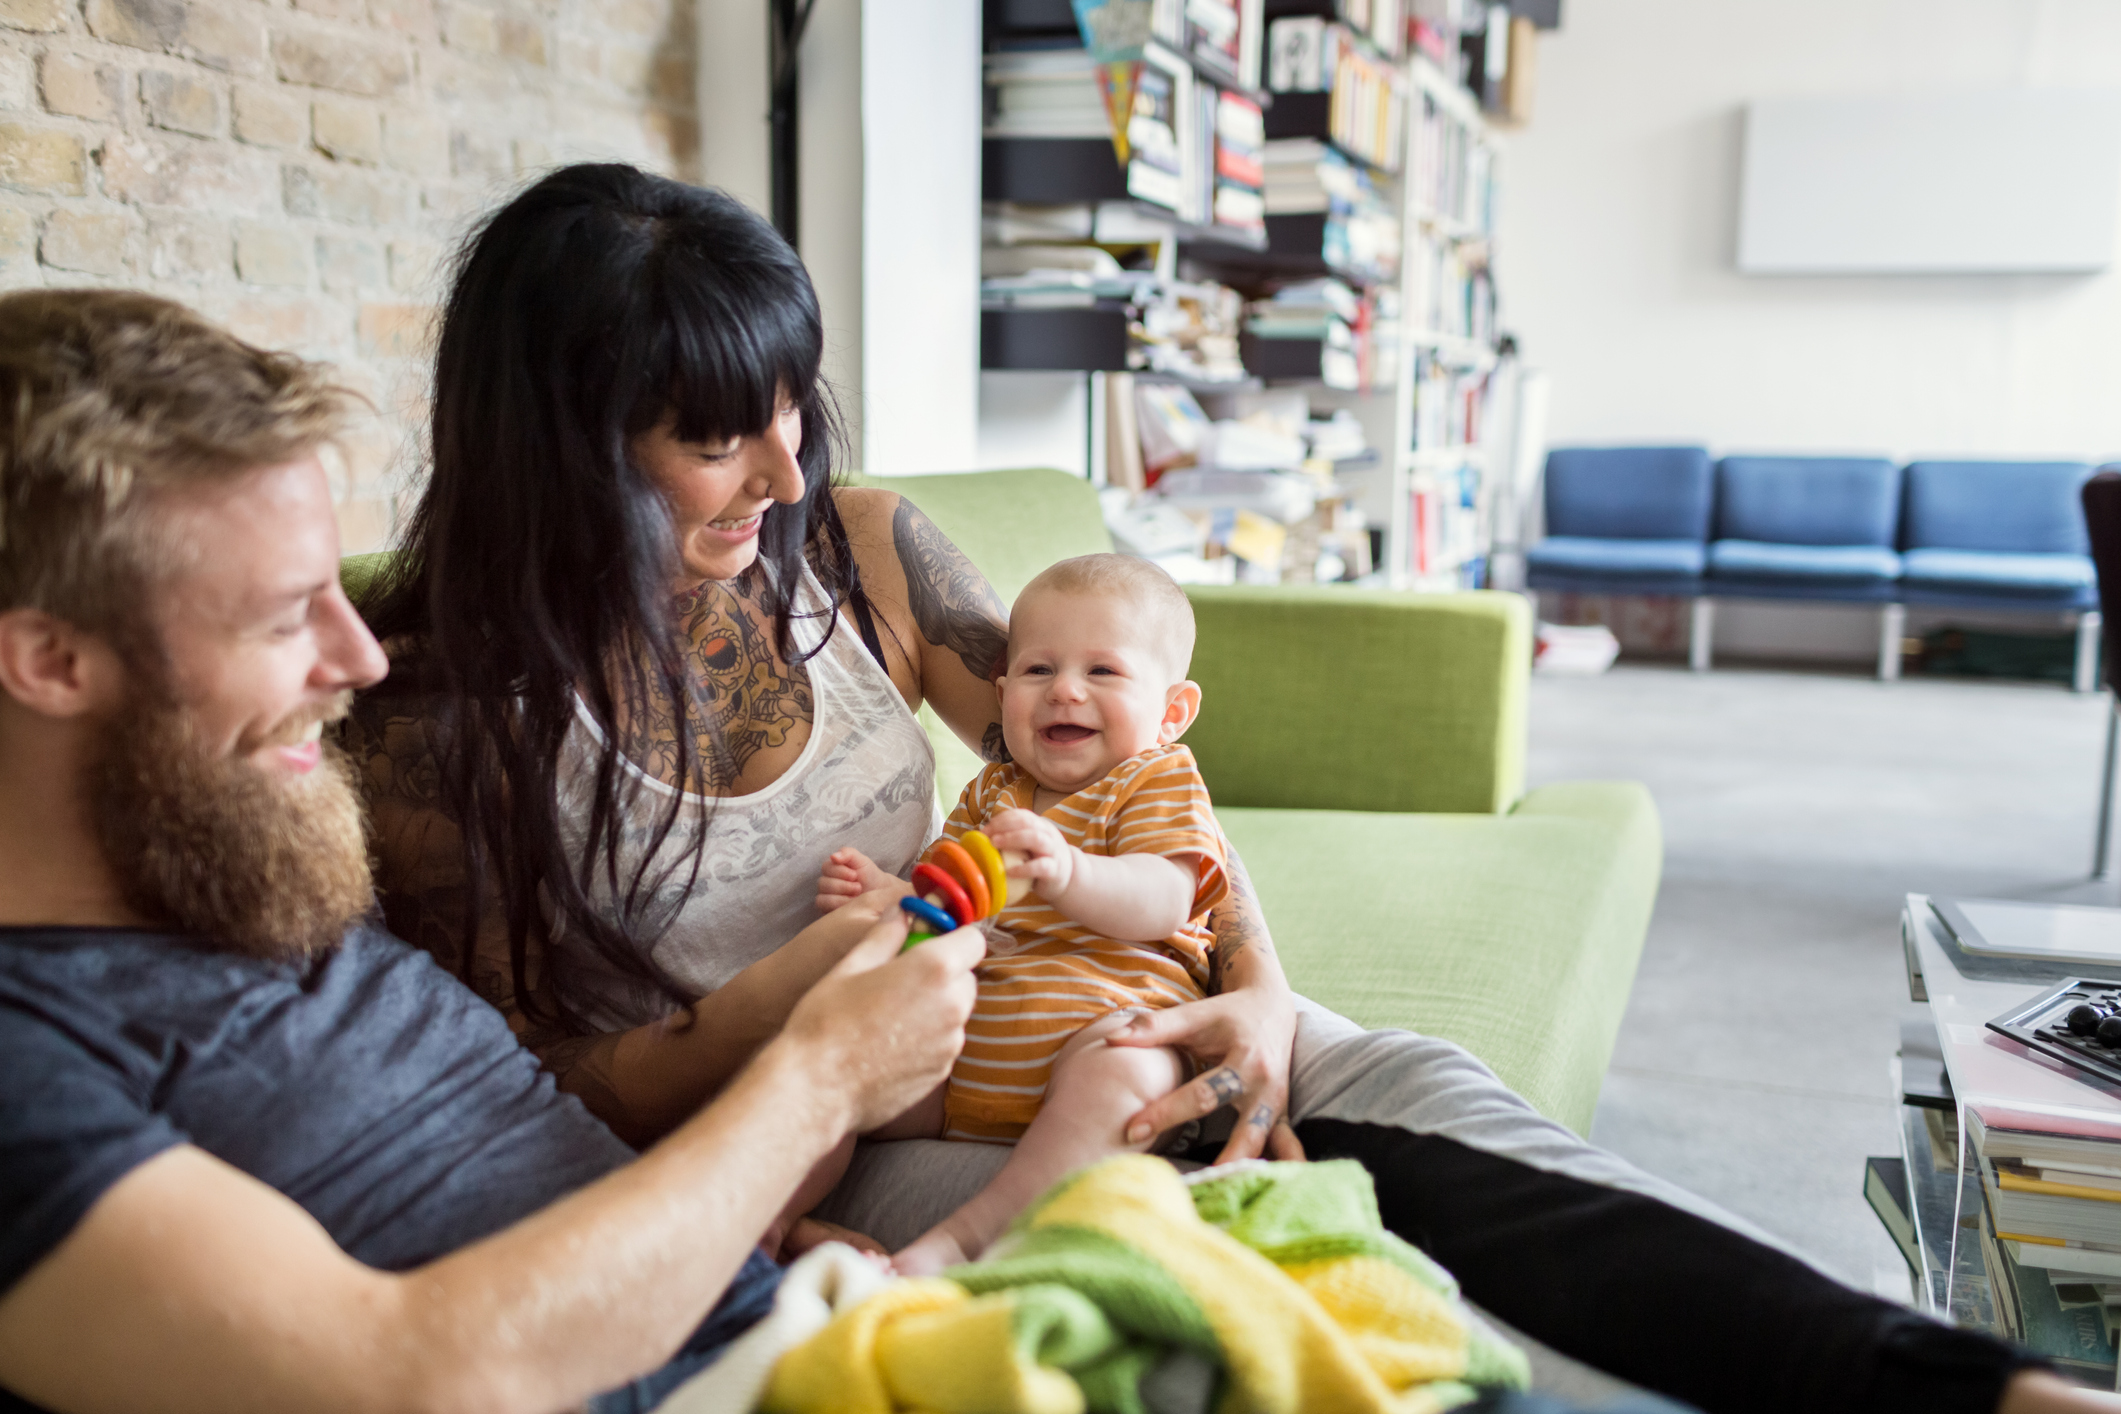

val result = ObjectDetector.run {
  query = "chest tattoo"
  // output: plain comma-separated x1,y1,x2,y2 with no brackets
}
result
628,580,814,793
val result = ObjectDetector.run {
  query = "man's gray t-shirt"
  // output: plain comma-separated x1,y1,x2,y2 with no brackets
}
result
0,922,778,1413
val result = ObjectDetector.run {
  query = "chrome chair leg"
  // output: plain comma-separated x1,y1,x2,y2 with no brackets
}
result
1878,603,1905,682
2077,611,2104,695
2098,696,2119,881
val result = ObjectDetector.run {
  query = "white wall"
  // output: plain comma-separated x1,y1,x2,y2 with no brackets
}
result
1502,0,2121,456
1502,0,2121,658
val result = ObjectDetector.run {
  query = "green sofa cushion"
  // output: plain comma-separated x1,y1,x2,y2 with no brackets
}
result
1222,781,1661,1135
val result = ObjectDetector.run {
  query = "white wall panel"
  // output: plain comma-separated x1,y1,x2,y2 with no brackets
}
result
1738,90,2121,274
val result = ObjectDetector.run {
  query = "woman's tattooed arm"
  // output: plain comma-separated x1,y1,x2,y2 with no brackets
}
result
890,497,1012,761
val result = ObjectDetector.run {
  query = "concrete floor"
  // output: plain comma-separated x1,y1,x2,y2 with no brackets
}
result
1525,661,2117,1299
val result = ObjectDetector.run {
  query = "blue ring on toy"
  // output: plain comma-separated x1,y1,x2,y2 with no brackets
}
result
899,896,957,935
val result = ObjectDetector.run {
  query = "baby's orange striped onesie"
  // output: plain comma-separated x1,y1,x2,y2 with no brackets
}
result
938,742,1229,1143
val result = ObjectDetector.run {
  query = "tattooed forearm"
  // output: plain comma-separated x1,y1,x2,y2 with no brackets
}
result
981,720,1012,764
891,498,1010,681
1208,842,1275,992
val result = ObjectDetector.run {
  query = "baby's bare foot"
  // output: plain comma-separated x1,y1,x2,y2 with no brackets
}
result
892,1229,971,1277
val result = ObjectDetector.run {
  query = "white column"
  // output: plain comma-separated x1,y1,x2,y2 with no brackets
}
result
857,0,980,476
1688,597,1714,672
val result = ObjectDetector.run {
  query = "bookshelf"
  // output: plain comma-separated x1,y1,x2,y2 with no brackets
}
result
977,0,1526,590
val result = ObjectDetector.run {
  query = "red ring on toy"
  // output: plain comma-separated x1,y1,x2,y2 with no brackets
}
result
910,863,974,928
926,839,991,920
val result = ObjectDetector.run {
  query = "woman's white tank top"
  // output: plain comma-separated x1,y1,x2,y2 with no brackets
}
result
547,565,942,1033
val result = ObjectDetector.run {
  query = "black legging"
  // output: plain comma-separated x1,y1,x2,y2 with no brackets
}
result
1261,1120,2040,1414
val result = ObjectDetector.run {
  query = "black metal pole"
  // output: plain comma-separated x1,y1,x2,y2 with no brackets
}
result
768,0,815,245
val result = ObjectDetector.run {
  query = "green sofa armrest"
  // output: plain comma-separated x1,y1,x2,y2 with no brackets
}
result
1184,586,1530,815
1223,779,1662,1133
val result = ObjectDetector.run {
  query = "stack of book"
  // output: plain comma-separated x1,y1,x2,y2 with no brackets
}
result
1244,278,1363,390
1971,1115,2121,1381
1132,280,1248,383
984,50,1109,139
1259,139,1401,283
1264,16,1409,173
1887,912,2121,1384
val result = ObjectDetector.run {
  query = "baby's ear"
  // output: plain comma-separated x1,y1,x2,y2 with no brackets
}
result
1160,681,1202,743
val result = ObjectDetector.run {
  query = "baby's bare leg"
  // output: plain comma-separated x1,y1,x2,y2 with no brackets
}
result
895,1011,1186,1275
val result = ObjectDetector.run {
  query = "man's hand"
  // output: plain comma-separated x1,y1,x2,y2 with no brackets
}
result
984,806,1075,897
1107,983,1304,1164
774,908,984,1136
815,847,909,913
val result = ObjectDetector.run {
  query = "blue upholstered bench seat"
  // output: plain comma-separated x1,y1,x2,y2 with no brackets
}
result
1708,541,1902,583
1899,548,2097,609
1902,548,2094,592
1525,536,1705,578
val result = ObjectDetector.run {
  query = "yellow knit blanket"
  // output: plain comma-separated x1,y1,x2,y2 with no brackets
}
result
761,1155,1528,1414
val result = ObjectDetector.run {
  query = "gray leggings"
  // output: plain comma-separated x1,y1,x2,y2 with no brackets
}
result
817,998,2029,1414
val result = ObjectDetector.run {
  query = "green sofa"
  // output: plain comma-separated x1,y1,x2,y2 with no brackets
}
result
342,468,1659,1134
878,468,1661,1135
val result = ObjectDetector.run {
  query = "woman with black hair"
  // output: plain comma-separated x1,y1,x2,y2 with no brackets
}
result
348,164,2089,1414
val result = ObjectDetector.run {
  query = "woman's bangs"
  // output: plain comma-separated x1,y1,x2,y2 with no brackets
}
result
655,267,820,447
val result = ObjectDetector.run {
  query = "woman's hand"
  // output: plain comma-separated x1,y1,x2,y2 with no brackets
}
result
816,847,909,913
984,807,1076,897
1106,842,1304,1164
1106,980,1304,1164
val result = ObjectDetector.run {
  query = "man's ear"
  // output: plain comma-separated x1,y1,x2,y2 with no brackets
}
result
0,609,124,719
1159,680,1202,743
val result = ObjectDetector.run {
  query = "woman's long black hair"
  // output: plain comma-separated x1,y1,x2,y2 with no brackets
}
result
361,163,870,1029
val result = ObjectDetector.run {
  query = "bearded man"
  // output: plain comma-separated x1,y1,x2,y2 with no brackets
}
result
0,289,982,1414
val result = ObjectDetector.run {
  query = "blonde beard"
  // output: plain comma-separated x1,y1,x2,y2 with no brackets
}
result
87,688,375,962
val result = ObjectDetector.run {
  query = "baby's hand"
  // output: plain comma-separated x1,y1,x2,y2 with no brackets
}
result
983,808,1075,899
816,847,908,913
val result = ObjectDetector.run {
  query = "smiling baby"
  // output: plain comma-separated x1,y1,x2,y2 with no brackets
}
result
817,552,1230,1273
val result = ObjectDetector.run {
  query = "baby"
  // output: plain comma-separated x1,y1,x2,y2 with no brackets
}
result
816,552,1228,1274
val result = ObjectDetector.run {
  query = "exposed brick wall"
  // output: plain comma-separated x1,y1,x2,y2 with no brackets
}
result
0,0,697,550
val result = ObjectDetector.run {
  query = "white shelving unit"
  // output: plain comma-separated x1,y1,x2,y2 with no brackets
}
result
1386,54,1501,591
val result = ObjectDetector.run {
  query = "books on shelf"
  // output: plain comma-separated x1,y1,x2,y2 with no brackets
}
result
1264,17,1408,172
1408,452,1482,584
1411,349,1487,451
985,50,1111,139
1213,91,1267,231
1411,231,1494,343
1260,139,1401,281
1127,47,1190,212
1411,88,1494,234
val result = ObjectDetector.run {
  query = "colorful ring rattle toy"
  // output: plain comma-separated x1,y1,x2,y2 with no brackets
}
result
899,828,1027,949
